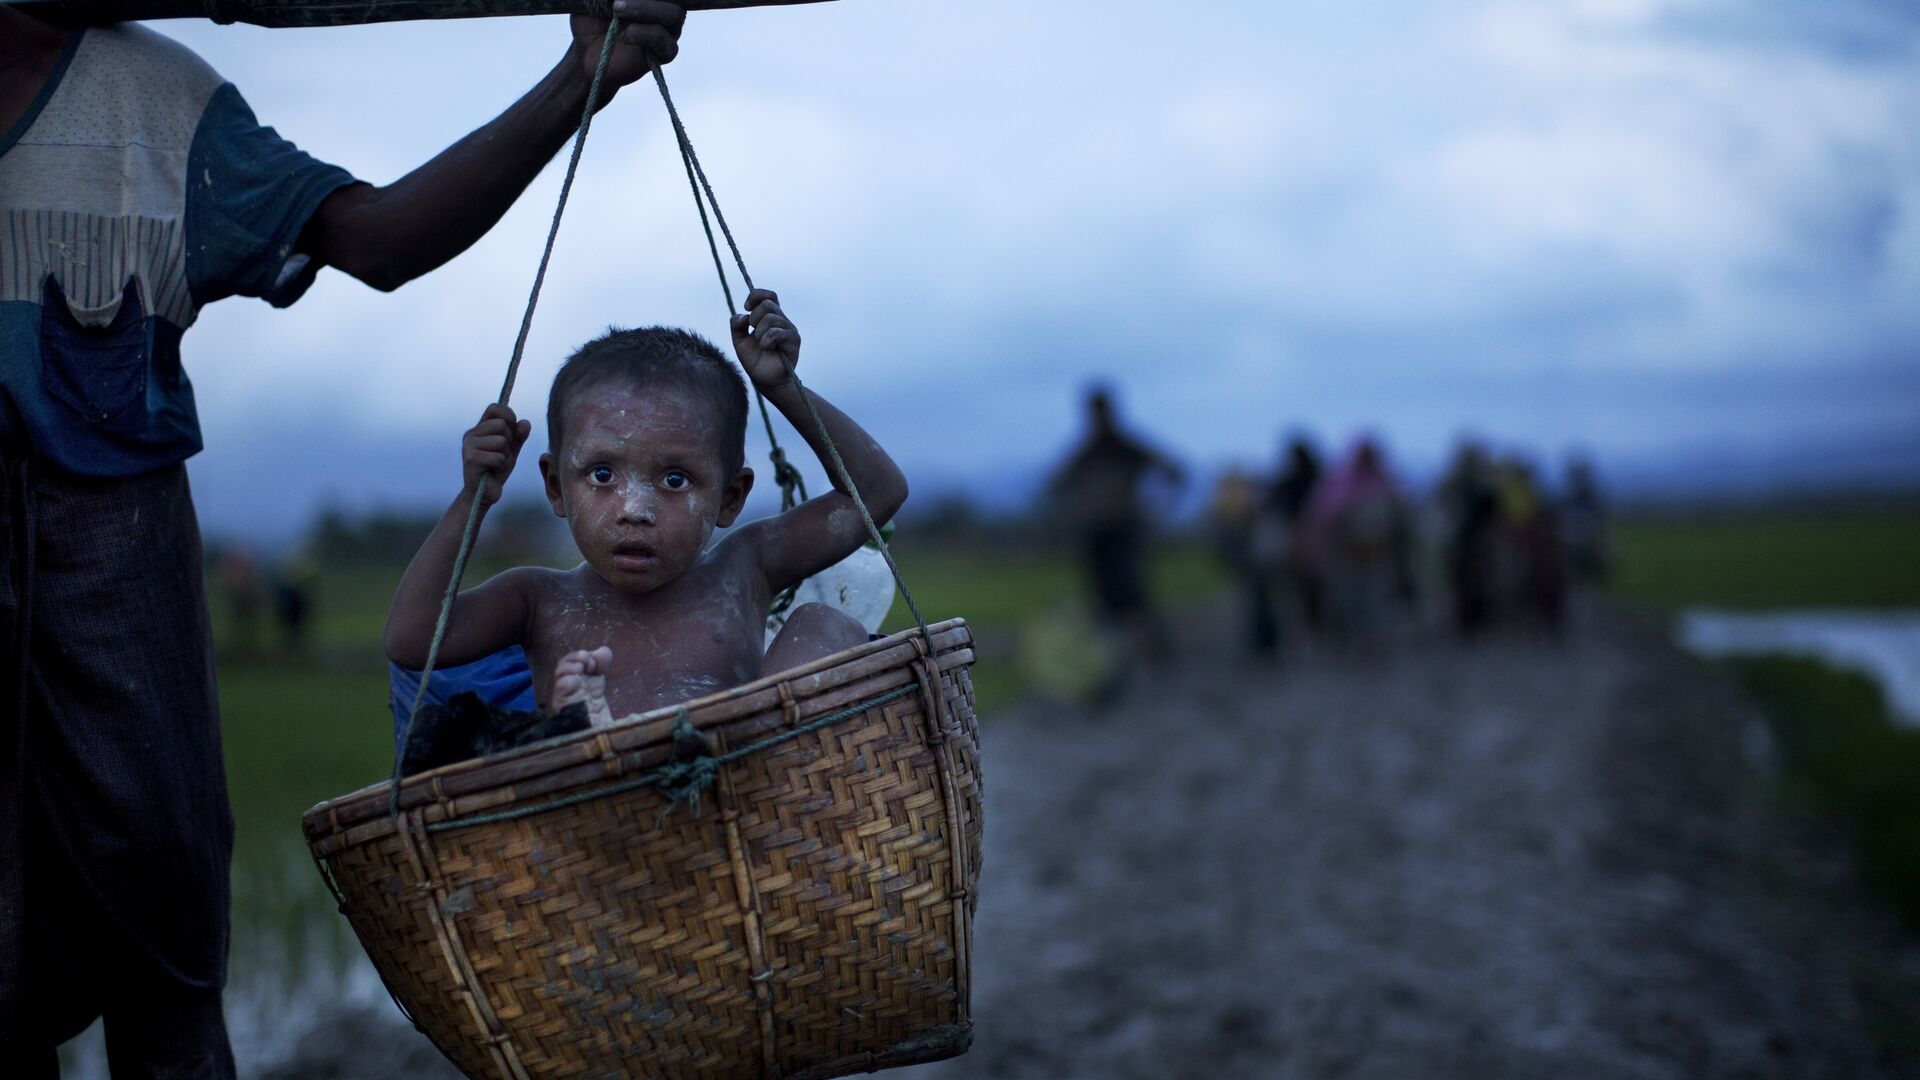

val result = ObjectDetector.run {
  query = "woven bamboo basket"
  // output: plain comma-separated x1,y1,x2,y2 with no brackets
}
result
302,619,980,1080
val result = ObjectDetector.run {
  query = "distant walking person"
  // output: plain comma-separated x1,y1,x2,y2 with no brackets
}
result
1207,467,1271,657
273,553,319,655
1226,435,1324,660
1304,437,1406,651
1256,435,1325,645
1497,458,1569,635
1439,441,1500,637
1562,457,1610,587
1048,386,1183,663
215,545,265,657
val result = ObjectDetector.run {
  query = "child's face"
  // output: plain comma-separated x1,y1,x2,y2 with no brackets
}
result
539,380,750,593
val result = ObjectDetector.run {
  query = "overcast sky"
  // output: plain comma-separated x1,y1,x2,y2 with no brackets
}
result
152,0,1920,539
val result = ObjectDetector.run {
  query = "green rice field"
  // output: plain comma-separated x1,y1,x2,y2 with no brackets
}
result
1612,506,1920,610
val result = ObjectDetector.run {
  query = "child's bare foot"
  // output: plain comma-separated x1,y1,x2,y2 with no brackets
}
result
552,646,616,728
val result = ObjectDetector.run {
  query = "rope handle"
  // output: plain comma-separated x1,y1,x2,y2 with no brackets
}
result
392,21,933,816
392,20,622,815
644,50,934,648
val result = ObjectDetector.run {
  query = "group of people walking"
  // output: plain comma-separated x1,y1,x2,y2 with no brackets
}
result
1046,385,1611,671
1212,435,1611,659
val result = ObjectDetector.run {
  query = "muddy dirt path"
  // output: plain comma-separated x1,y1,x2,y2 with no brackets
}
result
902,606,1920,1080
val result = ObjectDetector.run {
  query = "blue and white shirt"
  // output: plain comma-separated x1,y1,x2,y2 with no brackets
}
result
0,25,357,477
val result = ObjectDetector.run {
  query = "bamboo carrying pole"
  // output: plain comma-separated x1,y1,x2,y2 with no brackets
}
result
5,0,830,28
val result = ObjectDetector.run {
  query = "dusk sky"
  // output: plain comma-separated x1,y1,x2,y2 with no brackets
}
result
150,0,1920,541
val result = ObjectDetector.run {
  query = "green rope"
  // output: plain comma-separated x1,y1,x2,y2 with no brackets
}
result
393,20,621,817
645,51,934,649
423,683,917,833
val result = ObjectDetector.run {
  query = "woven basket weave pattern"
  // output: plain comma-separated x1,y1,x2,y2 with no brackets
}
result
305,621,979,1080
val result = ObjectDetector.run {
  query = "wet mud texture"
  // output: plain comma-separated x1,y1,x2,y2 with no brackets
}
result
904,607,1920,1080
274,607,1920,1079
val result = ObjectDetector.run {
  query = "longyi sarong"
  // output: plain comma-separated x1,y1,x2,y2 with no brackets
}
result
0,459,230,1044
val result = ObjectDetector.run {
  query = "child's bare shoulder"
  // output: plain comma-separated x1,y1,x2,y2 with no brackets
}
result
480,564,575,604
705,521,782,574
697,529,779,598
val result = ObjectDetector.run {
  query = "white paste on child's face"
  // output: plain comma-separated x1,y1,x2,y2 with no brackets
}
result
553,382,734,593
618,476,656,522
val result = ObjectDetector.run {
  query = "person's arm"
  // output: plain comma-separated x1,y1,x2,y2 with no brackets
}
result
1157,453,1186,486
299,4,686,292
729,289,908,593
384,404,539,668
1140,437,1185,486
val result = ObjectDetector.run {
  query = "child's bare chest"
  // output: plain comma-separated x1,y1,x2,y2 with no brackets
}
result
528,562,766,720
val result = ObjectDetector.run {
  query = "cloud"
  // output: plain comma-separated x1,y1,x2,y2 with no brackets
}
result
151,0,1920,538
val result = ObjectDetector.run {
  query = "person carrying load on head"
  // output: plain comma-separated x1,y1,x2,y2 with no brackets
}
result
384,287,910,772
0,4,689,1073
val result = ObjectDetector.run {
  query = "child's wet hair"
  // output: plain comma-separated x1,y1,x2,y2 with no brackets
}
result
548,327,748,475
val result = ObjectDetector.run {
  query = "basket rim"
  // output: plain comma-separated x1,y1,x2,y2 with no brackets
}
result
303,618,972,840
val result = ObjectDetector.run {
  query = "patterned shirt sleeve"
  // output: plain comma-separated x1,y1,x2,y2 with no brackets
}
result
183,81,358,309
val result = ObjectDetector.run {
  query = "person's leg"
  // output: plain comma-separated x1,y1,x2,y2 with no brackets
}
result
1332,560,1365,648
1356,561,1392,648
17,1043,58,1080
24,787,114,1055
1105,527,1173,665
102,987,236,1080
23,466,233,1074
4,457,110,1062
1298,563,1326,637
1085,528,1126,620
763,602,868,676
0,457,33,1053
1247,572,1278,658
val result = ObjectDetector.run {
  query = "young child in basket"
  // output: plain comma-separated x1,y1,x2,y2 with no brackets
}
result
384,288,906,767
